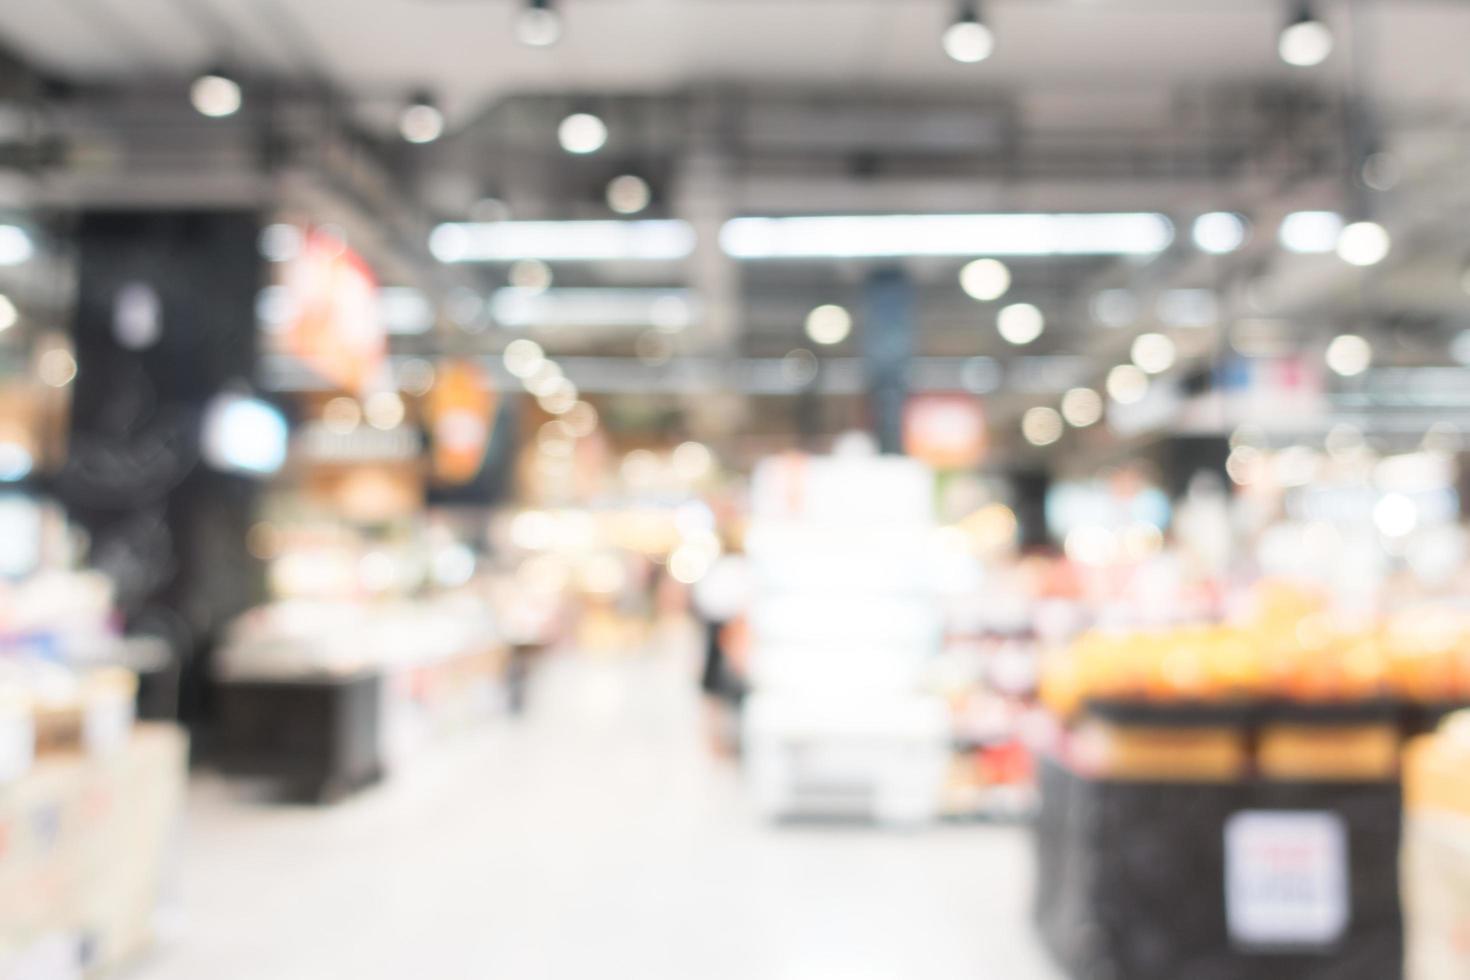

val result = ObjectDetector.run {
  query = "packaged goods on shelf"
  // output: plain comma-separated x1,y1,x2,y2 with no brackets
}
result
1403,711,1470,980
0,725,187,978
742,454,950,826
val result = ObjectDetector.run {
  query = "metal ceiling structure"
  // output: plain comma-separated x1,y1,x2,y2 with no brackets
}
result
1,0,1470,453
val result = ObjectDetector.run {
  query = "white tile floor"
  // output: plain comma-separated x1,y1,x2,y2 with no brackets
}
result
134,641,1063,980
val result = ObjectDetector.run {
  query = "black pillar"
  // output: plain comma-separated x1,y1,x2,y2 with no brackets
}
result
862,267,914,454
62,211,265,723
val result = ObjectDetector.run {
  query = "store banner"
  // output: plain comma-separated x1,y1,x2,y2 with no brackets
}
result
283,230,385,394
428,360,497,485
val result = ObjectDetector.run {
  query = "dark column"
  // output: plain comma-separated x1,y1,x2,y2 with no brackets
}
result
1012,470,1052,551
61,211,265,724
862,267,914,455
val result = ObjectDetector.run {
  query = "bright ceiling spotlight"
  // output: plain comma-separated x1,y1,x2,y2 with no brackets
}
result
515,0,563,47
996,302,1044,345
1279,210,1343,254
942,1,994,64
606,174,651,215
1130,332,1177,375
1060,387,1103,428
1325,333,1373,377
805,304,852,345
399,91,444,144
1021,406,1063,447
959,258,1010,301
558,112,608,155
1192,212,1248,254
1279,1,1333,67
0,294,16,333
190,67,242,118
1336,220,1391,267
1106,364,1149,405
503,338,547,379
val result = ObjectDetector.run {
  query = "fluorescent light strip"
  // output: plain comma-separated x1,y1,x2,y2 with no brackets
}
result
431,220,696,262
719,213,1174,259
491,288,697,329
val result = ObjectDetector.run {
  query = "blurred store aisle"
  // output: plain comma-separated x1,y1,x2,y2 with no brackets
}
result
134,636,1061,980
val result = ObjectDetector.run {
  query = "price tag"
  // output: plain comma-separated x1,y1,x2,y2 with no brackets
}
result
1224,810,1350,948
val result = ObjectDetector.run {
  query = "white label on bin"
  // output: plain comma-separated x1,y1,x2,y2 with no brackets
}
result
1224,810,1349,948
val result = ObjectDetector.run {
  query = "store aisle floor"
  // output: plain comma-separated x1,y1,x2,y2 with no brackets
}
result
135,638,1063,980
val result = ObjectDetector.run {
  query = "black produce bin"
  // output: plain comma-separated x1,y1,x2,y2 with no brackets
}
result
212,671,384,803
1035,757,1403,980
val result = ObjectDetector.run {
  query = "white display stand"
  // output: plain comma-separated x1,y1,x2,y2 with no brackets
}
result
742,453,949,826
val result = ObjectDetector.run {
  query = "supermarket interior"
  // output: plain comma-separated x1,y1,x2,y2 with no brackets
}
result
7,1,1470,978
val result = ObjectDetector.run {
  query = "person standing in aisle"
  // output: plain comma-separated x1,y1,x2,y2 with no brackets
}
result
691,544,752,756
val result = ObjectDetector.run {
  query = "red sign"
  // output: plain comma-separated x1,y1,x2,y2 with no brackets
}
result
284,229,385,394
903,395,988,470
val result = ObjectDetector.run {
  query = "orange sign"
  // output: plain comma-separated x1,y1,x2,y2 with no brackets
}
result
428,360,496,484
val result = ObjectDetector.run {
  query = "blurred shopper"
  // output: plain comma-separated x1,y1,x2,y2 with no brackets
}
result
691,547,752,755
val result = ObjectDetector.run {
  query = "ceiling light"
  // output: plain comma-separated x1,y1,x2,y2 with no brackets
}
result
563,401,598,437
1279,210,1343,254
719,213,1174,259
190,68,242,118
1106,364,1149,404
492,288,700,329
0,294,16,332
1130,332,1177,374
805,304,852,345
1060,387,1103,428
37,348,76,387
515,0,562,47
1021,406,1063,447
606,174,652,215
503,338,547,378
1192,212,1248,254
399,92,444,144
526,361,565,397
431,220,695,262
558,112,607,154
1325,333,1372,377
942,2,994,64
508,258,553,293
364,392,406,431
996,303,1044,345
1336,221,1391,267
959,258,1010,301
1279,2,1333,67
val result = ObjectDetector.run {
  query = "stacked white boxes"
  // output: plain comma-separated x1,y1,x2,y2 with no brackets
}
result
742,453,949,825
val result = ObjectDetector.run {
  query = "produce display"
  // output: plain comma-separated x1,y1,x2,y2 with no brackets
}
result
1042,582,1470,716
